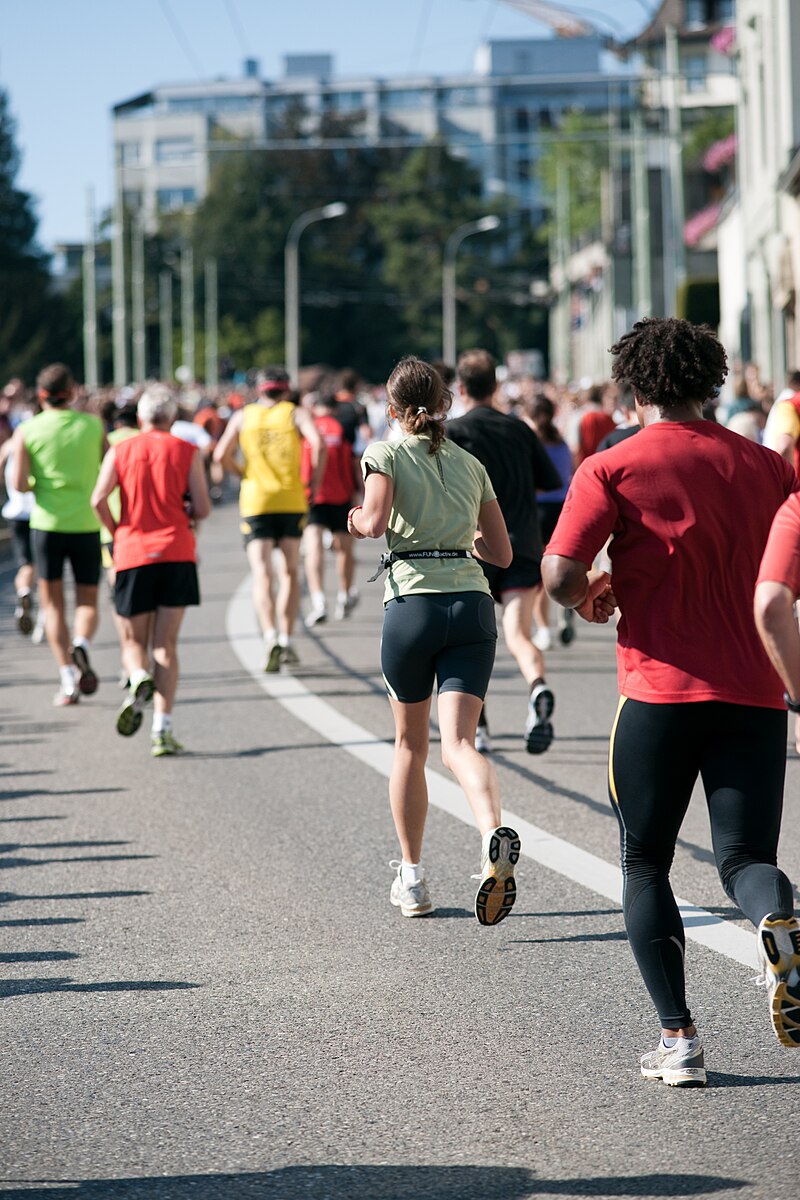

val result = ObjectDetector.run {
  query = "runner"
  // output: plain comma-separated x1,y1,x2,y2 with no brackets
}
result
447,349,562,755
348,354,518,924
525,393,575,651
542,317,799,1084
92,385,210,756
11,363,104,706
301,392,361,627
213,367,326,672
99,401,140,683
0,415,38,635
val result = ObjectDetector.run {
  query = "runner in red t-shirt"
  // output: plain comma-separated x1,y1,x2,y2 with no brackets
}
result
543,317,800,1082
92,386,211,756
301,393,361,626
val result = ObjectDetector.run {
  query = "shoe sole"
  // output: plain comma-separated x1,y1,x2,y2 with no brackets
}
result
641,1066,707,1087
304,613,327,628
390,888,435,918
53,693,80,708
526,688,554,754
116,677,155,737
264,645,282,673
71,645,99,695
475,826,520,926
16,595,33,635
770,980,800,1047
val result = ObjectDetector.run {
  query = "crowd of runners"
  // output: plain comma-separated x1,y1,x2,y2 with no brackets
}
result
2,317,799,1086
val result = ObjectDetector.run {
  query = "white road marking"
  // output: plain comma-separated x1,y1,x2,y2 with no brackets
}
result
227,577,758,970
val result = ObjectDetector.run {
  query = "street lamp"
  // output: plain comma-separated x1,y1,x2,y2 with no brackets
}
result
442,215,501,366
284,201,348,382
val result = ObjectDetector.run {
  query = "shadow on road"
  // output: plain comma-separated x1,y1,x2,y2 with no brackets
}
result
0,1168,750,1198
0,978,199,1000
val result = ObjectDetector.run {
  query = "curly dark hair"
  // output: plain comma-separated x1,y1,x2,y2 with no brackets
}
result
610,317,727,409
386,355,451,455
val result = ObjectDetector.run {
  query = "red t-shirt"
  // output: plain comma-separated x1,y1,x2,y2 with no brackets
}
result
113,430,198,570
757,492,800,595
301,413,355,506
546,420,799,707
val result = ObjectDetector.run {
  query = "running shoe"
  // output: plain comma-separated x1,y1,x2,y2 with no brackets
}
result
558,608,576,646
533,626,552,652
71,644,99,695
473,826,520,926
116,674,155,737
474,724,493,754
280,644,300,667
151,730,184,758
336,589,360,621
53,686,80,707
756,912,800,1048
640,1035,706,1087
389,861,434,917
31,613,46,645
525,683,554,754
264,642,282,673
15,592,33,635
304,604,328,629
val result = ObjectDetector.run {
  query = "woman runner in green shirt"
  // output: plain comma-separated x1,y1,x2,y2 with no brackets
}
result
348,356,519,924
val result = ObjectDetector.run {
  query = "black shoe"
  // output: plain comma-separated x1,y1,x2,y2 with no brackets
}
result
71,644,99,695
15,593,33,635
525,684,554,754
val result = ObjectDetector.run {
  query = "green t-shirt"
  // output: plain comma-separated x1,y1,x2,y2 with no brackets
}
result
361,434,495,601
22,408,104,533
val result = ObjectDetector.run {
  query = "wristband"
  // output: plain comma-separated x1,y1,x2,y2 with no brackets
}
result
784,691,800,713
347,505,362,529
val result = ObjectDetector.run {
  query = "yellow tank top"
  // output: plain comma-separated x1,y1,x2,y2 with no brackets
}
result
239,401,307,516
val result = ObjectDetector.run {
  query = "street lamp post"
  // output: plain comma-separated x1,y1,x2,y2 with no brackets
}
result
284,202,348,382
442,215,501,366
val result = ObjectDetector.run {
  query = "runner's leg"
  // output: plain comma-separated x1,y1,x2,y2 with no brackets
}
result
151,606,186,717
438,691,501,836
246,537,276,635
276,537,301,639
388,696,432,864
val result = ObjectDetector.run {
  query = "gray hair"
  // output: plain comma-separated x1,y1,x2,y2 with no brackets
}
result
137,385,177,427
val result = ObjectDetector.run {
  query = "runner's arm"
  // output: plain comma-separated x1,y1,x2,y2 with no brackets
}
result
348,469,392,539
10,428,31,493
754,580,800,700
541,553,616,624
294,406,327,499
187,449,212,522
91,448,119,537
473,498,512,567
212,410,244,477
774,432,796,465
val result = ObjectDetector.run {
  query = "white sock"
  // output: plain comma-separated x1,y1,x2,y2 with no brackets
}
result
72,635,90,651
17,587,31,598
129,667,151,690
263,628,276,646
152,712,172,734
59,665,77,691
277,632,289,648
311,591,326,609
401,861,424,886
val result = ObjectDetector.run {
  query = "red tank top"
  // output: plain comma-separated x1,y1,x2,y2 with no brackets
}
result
113,430,198,570
301,413,355,505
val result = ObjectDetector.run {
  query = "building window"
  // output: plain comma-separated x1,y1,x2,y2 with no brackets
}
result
155,137,195,163
381,88,429,110
119,142,140,165
329,90,366,112
156,187,197,212
123,190,142,211
685,0,706,26
685,54,707,93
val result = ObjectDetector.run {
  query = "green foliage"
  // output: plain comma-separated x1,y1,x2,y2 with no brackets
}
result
683,110,735,168
0,88,81,381
535,112,609,244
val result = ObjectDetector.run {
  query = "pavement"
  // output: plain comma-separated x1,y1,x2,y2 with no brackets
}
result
1,500,799,1200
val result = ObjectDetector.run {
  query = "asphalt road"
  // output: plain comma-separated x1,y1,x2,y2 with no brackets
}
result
1,501,799,1200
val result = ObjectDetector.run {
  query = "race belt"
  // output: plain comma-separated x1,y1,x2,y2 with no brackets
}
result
367,548,472,582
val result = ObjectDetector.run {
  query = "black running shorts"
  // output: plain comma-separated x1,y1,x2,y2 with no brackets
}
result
10,519,32,569
481,554,542,603
32,529,102,586
114,560,200,617
305,502,350,533
240,512,306,545
381,591,497,703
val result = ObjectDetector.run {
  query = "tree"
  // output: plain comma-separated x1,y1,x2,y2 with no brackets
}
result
0,88,80,381
535,111,610,244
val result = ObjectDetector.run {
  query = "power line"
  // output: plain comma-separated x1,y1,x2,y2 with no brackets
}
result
223,0,250,57
158,0,205,78
409,0,434,72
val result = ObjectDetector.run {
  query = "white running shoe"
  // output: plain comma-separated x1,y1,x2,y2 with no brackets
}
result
756,912,800,1048
533,626,552,651
336,589,360,620
473,826,520,926
389,862,434,917
474,724,493,754
304,604,328,629
525,683,554,754
640,1035,706,1087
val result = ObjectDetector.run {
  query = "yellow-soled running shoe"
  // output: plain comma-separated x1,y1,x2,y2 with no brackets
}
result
474,826,520,926
757,913,800,1048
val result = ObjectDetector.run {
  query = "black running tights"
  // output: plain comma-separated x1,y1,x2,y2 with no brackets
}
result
609,698,793,1029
